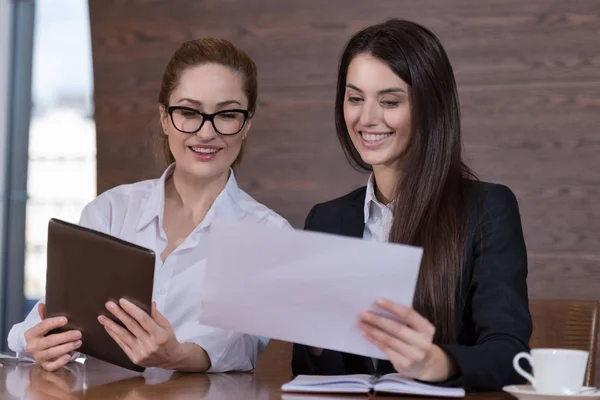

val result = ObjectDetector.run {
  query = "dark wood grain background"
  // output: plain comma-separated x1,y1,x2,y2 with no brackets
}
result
88,0,600,382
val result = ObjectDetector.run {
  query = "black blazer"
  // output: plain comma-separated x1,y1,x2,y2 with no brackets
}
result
292,180,532,392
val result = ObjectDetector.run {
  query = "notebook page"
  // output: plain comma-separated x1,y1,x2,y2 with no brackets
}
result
281,374,373,394
375,374,465,398
283,394,366,400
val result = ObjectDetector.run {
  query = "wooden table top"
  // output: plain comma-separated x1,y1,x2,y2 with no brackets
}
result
0,357,515,400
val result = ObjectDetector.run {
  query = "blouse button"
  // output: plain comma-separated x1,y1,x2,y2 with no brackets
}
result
157,288,166,295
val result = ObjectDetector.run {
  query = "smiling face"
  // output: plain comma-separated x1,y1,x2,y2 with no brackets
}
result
159,63,250,181
343,53,411,171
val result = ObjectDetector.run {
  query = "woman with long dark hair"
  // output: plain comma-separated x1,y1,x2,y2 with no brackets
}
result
292,19,532,391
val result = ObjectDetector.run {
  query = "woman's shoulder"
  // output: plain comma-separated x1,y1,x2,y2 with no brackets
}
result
310,186,367,215
464,179,520,212
463,179,523,231
79,178,160,230
234,188,291,229
302,186,367,232
86,178,159,211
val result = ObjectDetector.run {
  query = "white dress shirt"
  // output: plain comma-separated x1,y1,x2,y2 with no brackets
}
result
363,175,394,244
8,164,291,372
363,174,394,370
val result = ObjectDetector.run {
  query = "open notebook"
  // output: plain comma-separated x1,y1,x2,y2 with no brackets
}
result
281,374,465,397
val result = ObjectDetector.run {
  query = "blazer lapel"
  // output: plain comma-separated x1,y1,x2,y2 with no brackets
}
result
341,187,366,238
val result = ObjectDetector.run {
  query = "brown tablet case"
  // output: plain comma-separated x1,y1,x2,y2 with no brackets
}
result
45,218,155,372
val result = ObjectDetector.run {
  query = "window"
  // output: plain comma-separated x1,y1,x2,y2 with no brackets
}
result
24,0,96,311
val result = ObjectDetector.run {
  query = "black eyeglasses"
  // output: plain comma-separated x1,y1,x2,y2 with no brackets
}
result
165,105,250,136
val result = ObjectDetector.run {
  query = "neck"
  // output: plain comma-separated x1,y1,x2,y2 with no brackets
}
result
372,164,401,205
166,167,230,221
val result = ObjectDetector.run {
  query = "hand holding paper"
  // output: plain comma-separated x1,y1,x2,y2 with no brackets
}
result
359,298,456,381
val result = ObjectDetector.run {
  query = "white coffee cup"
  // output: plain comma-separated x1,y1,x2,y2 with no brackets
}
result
513,348,589,395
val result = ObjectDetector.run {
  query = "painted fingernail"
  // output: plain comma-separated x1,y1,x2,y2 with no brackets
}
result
73,331,82,339
120,298,132,306
75,340,82,347
106,302,116,309
60,317,67,324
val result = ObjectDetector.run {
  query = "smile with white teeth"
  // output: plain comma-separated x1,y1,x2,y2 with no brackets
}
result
361,132,392,142
190,147,219,154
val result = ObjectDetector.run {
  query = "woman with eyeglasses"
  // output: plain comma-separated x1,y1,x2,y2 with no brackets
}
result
8,38,290,372
291,19,531,391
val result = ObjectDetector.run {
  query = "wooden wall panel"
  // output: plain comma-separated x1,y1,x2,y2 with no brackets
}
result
89,0,600,382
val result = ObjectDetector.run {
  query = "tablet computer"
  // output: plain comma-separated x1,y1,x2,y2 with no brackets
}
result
45,218,155,372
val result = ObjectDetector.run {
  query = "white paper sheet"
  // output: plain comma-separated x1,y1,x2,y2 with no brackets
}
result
198,218,423,359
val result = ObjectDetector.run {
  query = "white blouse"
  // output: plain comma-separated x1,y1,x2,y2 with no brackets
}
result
363,175,393,244
8,164,291,372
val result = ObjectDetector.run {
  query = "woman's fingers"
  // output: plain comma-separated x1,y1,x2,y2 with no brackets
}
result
25,317,69,342
41,354,72,372
37,340,82,364
105,302,148,339
375,299,435,336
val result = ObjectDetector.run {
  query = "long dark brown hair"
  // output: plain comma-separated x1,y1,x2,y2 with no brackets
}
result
335,19,476,344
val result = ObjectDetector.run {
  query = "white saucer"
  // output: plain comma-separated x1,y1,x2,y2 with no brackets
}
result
503,385,600,400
